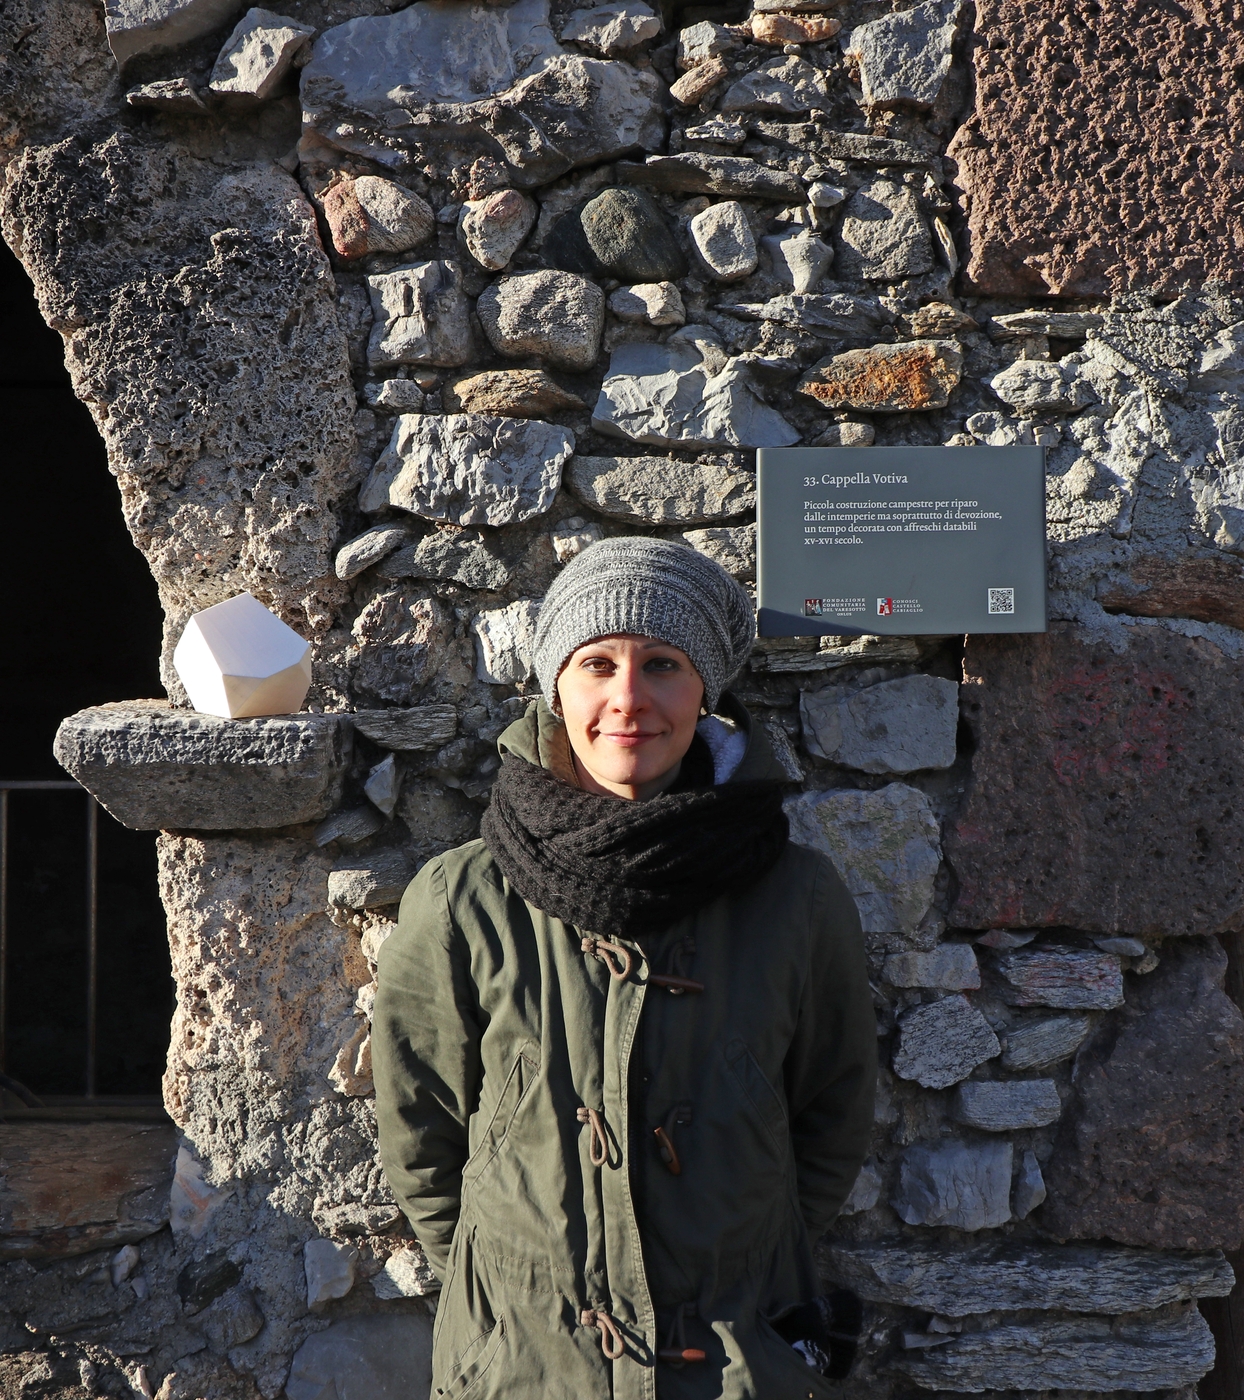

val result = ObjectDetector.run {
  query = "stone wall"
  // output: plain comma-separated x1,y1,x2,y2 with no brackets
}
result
3,0,1244,1394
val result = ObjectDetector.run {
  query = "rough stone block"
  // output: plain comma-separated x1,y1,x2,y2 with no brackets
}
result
592,329,798,449
953,1078,1061,1131
669,58,729,107
763,227,834,292
335,524,411,581
366,261,471,369
304,1238,358,1307
104,0,244,65
285,1314,433,1400
994,948,1124,1011
378,529,512,591
473,599,540,684
1098,553,1244,633
1044,938,1244,1250
990,357,1098,412
477,269,604,371
360,413,572,526
681,524,755,580
351,707,458,753
1001,1014,1093,1071
836,177,934,281
883,943,980,990
946,624,1244,936
325,177,435,261
314,806,386,848
617,154,804,202
0,1123,174,1261
567,455,755,525
608,281,685,327
798,340,961,411
823,1238,1234,1315
786,783,941,936
689,201,757,281
208,7,315,101
365,379,426,414
54,702,351,831
446,369,583,419
893,1139,1012,1230
947,0,1244,296
894,1308,1215,1393
550,517,603,563
1012,1149,1046,1219
561,2,661,54
459,189,538,271
372,1247,439,1298
328,850,417,910
800,674,959,774
677,20,736,67
125,77,210,111
844,0,963,111
720,56,832,116
578,189,687,283
892,995,1001,1088
752,12,840,44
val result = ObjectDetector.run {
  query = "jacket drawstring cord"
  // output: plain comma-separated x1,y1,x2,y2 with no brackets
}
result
576,1105,609,1167
649,934,704,994
581,935,633,981
581,1308,625,1360
654,1103,692,1175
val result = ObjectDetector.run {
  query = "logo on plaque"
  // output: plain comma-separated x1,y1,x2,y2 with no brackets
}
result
756,446,1047,637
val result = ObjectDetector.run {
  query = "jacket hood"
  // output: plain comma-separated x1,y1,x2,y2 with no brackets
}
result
496,694,789,786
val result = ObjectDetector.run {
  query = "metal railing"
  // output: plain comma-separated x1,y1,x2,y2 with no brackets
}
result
0,780,99,1098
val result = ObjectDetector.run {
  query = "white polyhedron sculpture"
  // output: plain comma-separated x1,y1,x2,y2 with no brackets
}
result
173,592,312,718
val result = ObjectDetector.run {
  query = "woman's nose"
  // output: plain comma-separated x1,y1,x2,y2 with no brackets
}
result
608,661,650,713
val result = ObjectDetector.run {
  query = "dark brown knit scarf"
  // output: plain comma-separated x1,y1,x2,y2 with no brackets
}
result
480,750,790,938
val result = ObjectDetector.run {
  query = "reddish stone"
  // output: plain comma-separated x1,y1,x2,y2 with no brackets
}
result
948,0,1244,297
797,339,962,411
1099,554,1244,633
946,622,1244,935
1043,938,1244,1250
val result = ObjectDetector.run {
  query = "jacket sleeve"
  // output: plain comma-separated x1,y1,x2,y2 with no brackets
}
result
783,855,878,1241
372,857,483,1282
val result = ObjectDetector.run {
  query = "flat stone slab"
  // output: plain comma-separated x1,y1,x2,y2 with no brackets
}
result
366,261,472,369
953,1078,1062,1131
1000,1014,1093,1071
800,674,959,774
947,0,1244,296
617,154,804,201
892,994,1001,1088
836,176,934,281
208,7,315,101
946,623,1244,935
799,339,961,411
844,0,963,111
360,413,573,526
351,706,458,752
1044,938,1244,1251
893,1138,1012,1230
883,943,979,990
786,783,941,936
477,269,604,371
286,1313,433,1400
104,0,243,64
994,947,1124,1010
894,1308,1215,1393
824,1239,1234,1316
328,850,417,910
54,702,351,831
567,455,755,524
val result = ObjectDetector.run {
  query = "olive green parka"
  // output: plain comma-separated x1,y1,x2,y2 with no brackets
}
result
373,699,876,1400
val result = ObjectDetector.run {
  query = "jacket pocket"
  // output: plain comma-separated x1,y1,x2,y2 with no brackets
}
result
724,1038,789,1151
462,1047,540,1185
438,1316,507,1398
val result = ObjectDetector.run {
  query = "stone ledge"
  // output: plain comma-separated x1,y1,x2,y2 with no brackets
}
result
54,701,352,831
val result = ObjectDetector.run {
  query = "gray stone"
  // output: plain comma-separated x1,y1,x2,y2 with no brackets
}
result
893,1139,1013,1229
579,188,687,283
1001,1015,1094,1071
837,177,934,281
371,1247,440,1298
366,262,472,369
892,995,1002,1088
617,154,804,202
1013,1149,1046,1219
200,1287,265,1350
752,122,936,167
561,1,660,54
285,1314,434,1400
459,189,538,272
894,1309,1215,1393
324,176,437,261
762,227,834,292
838,1159,883,1215
567,455,755,525
684,118,747,146
608,281,685,326
592,328,799,449
824,1238,1234,1316
1094,936,1147,957
125,78,210,112
300,0,665,188
328,850,417,910
755,635,931,674
976,928,1035,949
991,309,1104,339
54,702,351,831
799,674,959,774
785,783,941,936
313,806,387,848
477,270,604,370
844,0,964,112
720,56,832,116
550,517,603,563
304,1238,358,1308
990,358,1098,412
681,523,756,580
334,524,411,581
364,754,401,816
350,591,457,707
722,291,894,341
954,1079,1062,1131
995,948,1125,1011
379,528,513,591
104,0,244,65
811,420,875,447
208,7,315,101
351,707,458,752
364,380,426,414
473,599,541,684
360,413,573,526
689,201,757,281
677,20,737,67
807,180,846,209
883,944,980,990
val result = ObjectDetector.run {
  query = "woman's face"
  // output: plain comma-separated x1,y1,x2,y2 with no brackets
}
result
556,634,705,801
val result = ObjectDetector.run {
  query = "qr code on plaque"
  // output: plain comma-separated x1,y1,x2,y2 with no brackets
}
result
988,587,1015,615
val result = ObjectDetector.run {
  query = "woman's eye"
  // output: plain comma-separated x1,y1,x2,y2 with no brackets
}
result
645,658,679,672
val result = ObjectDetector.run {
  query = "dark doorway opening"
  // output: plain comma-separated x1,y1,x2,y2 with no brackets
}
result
0,237,172,1101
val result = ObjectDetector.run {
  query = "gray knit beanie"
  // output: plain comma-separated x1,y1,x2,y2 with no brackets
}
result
532,537,756,711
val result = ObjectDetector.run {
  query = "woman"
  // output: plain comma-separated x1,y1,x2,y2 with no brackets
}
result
373,537,876,1400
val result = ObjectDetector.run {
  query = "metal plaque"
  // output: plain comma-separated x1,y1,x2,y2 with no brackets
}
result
757,445,1047,636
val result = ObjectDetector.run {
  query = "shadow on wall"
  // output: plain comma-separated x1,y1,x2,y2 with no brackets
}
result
0,238,171,1097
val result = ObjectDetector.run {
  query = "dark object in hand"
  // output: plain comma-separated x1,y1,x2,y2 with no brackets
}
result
772,1289,863,1380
